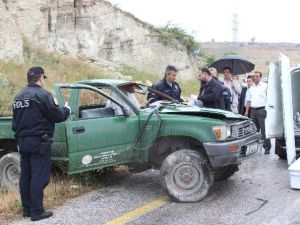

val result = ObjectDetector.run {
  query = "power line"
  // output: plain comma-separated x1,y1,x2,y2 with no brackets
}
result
232,13,239,53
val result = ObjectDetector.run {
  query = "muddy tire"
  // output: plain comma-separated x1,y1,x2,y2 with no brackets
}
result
213,165,239,181
0,152,20,190
160,149,213,203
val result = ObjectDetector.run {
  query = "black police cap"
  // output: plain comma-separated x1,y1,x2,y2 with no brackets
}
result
27,66,47,78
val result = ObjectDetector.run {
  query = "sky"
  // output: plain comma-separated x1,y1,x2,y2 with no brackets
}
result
107,0,300,43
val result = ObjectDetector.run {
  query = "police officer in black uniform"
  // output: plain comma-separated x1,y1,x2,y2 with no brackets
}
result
12,67,70,221
147,65,183,104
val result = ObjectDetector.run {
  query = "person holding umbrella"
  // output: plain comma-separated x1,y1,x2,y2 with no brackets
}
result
223,67,241,113
211,55,254,113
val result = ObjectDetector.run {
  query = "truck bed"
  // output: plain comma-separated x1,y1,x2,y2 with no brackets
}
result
0,116,14,139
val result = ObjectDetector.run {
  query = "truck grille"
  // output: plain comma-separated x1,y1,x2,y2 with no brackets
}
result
237,122,257,138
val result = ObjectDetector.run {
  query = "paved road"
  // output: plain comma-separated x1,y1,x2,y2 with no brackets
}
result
7,146,300,225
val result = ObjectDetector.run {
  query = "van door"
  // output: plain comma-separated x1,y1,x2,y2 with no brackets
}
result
265,62,284,138
280,53,296,165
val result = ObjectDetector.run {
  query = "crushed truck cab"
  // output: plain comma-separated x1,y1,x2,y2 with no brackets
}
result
0,79,261,202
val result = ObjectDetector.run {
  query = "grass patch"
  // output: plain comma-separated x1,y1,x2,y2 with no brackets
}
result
223,50,239,56
0,41,112,114
120,64,160,83
0,39,202,114
0,166,128,223
179,79,200,98
0,176,90,223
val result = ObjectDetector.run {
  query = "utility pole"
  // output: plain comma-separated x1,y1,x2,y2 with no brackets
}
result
232,13,239,53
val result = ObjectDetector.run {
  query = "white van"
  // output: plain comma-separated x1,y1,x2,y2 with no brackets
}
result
266,53,300,165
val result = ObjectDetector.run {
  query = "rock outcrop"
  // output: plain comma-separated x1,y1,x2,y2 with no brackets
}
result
0,0,198,78
0,0,23,62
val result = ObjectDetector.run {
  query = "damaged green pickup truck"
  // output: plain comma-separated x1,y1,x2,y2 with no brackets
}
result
0,79,261,202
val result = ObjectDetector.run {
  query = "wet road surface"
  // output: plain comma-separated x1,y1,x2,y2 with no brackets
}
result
8,145,300,225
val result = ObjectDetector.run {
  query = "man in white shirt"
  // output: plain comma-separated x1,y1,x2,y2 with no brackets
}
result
245,71,271,154
223,67,242,113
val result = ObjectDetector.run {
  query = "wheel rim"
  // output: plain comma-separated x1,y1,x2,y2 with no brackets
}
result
171,163,203,191
4,164,20,185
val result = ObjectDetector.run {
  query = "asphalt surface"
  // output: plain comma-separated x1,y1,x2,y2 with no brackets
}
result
7,143,300,225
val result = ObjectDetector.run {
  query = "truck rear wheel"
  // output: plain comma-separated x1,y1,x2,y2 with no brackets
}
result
213,165,239,181
0,152,20,190
160,149,213,202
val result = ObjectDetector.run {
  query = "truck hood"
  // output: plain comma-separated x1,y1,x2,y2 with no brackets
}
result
160,105,246,120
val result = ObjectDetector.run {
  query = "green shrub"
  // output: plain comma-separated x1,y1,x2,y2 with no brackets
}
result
204,55,216,68
158,24,201,54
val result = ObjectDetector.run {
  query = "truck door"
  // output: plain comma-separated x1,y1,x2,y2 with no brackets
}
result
56,84,139,174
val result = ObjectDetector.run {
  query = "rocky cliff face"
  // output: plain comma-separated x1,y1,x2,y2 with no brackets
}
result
0,0,23,62
0,0,197,78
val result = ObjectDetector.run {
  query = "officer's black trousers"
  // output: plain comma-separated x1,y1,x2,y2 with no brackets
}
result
18,136,51,216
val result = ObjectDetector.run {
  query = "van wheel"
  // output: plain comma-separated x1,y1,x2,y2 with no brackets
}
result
213,165,239,181
0,152,20,190
275,138,287,159
160,149,213,202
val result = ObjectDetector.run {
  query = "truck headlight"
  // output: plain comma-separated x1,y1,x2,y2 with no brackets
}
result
212,125,231,140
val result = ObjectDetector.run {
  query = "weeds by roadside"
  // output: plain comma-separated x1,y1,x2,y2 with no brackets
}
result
0,175,89,223
0,166,129,223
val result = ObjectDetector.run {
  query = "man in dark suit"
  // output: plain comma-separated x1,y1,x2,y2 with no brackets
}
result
239,75,253,116
197,68,225,110
209,67,231,111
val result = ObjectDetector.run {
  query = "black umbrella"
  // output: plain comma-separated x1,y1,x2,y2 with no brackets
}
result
211,55,255,75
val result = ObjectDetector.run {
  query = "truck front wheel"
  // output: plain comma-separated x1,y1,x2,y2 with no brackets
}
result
160,149,213,202
0,152,20,190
